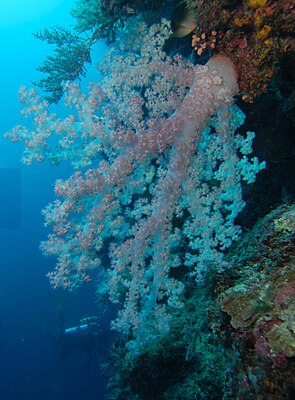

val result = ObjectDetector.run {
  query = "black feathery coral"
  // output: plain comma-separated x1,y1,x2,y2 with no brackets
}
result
32,27,93,104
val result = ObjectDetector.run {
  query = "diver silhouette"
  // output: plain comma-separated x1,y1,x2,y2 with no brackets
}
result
44,294,101,366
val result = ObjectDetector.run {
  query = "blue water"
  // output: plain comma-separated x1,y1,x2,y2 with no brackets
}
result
0,2,109,398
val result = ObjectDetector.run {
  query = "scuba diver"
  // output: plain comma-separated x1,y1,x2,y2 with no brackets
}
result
44,294,102,366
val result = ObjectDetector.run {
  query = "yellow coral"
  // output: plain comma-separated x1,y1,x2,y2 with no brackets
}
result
254,13,263,28
249,0,267,9
263,69,273,80
233,16,250,28
257,24,272,40
254,46,271,65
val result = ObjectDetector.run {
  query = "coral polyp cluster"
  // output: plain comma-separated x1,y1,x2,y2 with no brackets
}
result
188,0,295,101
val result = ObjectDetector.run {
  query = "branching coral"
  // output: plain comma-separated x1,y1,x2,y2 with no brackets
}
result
6,18,265,353
32,27,94,104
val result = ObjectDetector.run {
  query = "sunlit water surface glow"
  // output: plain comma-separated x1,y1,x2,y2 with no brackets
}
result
0,0,63,26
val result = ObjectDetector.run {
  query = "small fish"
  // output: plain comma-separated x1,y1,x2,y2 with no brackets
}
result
171,5,197,38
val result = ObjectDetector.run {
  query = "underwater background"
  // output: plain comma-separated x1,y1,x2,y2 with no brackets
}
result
0,1,109,399
0,1,294,400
